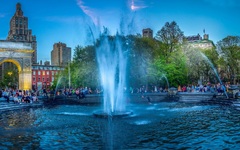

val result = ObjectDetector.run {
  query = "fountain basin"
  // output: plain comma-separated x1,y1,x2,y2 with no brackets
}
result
93,110,133,118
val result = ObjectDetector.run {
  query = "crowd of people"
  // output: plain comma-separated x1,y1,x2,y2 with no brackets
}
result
1,82,239,103
54,82,239,97
177,82,239,95
0,88,38,104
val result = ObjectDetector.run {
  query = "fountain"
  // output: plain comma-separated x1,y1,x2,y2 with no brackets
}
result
160,74,170,89
54,76,64,99
200,52,229,99
93,29,132,117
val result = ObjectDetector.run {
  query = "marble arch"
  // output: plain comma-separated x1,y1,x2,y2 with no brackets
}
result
0,41,34,90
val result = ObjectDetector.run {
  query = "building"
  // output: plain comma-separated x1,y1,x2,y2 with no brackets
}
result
32,63,64,90
6,3,37,64
185,32,214,49
0,3,37,81
51,42,71,66
185,34,202,42
0,41,34,90
142,28,153,38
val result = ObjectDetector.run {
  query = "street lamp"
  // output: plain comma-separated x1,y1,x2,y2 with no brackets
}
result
8,72,13,76
7,72,13,87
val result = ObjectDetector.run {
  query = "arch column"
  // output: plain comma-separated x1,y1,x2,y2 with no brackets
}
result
19,70,32,90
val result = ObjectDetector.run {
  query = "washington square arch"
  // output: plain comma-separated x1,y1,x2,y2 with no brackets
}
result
0,40,33,90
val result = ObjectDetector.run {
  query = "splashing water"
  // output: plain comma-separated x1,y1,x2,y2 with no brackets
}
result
200,52,229,99
96,30,128,114
161,74,170,88
54,76,64,99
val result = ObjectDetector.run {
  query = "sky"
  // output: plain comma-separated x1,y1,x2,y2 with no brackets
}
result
0,0,240,63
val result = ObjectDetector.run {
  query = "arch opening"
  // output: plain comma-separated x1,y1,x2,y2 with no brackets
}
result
0,59,21,89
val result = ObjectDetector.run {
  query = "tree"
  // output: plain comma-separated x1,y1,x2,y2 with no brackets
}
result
127,35,156,89
217,36,240,84
52,45,100,90
155,21,184,61
71,45,99,88
151,50,188,88
0,64,18,89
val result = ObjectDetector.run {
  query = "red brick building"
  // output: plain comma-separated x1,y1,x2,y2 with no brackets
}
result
32,64,64,90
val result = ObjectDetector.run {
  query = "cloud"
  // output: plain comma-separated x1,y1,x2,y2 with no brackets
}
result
130,0,148,11
76,0,98,25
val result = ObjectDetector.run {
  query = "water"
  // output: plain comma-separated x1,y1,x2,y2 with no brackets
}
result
96,30,128,114
1,102,240,149
161,74,170,88
200,52,229,98
54,76,64,98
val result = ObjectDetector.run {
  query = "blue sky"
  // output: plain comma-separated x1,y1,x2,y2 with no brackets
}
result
0,0,240,63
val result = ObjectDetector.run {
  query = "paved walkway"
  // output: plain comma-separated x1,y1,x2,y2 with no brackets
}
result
0,101,44,112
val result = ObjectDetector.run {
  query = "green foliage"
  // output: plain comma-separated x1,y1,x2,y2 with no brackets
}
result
71,45,99,88
50,22,240,90
0,67,18,89
150,50,188,88
217,36,240,84
155,21,184,61
127,35,155,87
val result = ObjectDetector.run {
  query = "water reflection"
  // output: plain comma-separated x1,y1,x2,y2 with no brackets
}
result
0,103,240,149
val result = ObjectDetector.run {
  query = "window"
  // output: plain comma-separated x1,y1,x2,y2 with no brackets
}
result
33,77,35,81
38,78,40,82
52,71,54,75
43,71,45,75
38,71,41,75
46,71,49,75
33,71,36,75
42,78,45,82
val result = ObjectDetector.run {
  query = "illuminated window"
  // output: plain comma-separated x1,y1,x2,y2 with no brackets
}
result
43,71,45,75
46,71,49,75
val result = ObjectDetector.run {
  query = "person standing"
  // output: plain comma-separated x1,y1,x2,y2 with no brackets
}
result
3,89,10,103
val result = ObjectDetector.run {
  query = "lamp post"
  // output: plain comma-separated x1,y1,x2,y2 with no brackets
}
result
8,71,13,76
7,71,13,87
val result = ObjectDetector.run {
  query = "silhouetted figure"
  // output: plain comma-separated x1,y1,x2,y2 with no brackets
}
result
147,96,151,104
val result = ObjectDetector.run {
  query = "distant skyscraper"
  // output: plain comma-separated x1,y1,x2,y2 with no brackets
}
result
51,42,71,66
142,28,153,38
7,3,37,64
